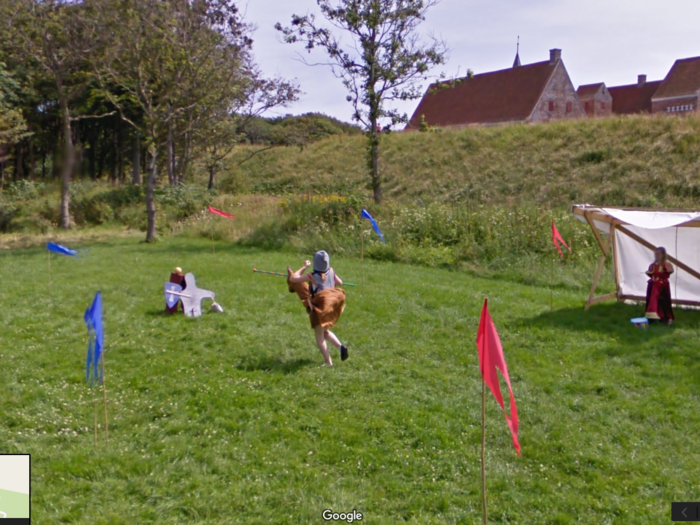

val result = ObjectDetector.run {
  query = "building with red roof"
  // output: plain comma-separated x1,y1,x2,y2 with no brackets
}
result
406,49,585,129
577,83,612,117
605,75,662,115
651,56,700,115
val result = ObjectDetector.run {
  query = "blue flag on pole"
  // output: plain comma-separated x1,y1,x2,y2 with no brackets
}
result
84,292,104,385
48,242,78,257
361,209,385,243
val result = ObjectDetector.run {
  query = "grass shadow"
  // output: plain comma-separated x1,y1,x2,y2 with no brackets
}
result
521,301,700,337
234,356,316,375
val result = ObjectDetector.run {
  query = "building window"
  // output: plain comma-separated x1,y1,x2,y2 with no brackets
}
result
585,101,591,112
548,101,554,112
566,101,572,113
601,102,605,110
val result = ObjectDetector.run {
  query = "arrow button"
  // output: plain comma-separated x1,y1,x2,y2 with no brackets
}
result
672,502,700,522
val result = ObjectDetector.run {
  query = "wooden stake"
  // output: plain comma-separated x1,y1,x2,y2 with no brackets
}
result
48,250,51,286
481,377,488,525
101,353,109,445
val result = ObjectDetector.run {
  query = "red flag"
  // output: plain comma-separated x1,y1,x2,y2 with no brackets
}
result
208,206,235,219
476,298,521,455
551,219,570,257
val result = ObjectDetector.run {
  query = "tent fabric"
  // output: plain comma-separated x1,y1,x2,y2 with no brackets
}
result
572,205,700,306
600,208,700,229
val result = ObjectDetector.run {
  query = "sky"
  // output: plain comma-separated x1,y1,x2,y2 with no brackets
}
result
243,0,700,124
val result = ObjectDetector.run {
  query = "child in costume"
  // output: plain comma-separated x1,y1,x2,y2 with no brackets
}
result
287,250,349,366
645,246,675,325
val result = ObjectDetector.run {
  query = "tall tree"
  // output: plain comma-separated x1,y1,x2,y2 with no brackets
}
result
1,0,100,228
88,0,265,241
277,0,446,203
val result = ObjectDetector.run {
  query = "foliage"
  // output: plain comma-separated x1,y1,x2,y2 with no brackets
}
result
276,0,447,203
0,61,29,148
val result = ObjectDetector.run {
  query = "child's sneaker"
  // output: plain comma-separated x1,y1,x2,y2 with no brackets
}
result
340,345,349,361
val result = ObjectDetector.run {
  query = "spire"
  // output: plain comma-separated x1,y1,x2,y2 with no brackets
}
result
513,36,521,68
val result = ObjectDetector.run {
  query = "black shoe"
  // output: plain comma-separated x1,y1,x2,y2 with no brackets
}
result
340,345,348,361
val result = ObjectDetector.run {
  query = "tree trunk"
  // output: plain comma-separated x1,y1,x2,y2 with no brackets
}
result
207,147,217,190
28,136,36,180
59,98,75,230
145,143,157,242
166,121,175,187
368,126,382,204
132,132,141,185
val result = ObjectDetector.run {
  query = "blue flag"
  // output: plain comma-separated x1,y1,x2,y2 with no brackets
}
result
48,242,78,257
84,292,104,385
361,209,385,243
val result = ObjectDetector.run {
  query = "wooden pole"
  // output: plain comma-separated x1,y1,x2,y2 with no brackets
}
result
48,250,51,286
101,353,109,445
93,399,98,451
361,231,365,290
550,253,554,311
481,377,488,525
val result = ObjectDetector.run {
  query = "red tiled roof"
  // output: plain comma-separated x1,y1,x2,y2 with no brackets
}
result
653,56,700,100
406,61,557,128
577,83,605,97
608,81,662,114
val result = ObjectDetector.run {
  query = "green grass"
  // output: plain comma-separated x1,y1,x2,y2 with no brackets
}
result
1,237,699,524
225,113,700,208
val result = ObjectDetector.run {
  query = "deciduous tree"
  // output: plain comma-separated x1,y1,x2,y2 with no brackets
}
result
277,0,447,203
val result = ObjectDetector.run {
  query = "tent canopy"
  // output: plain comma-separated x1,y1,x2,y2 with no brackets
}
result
572,205,700,309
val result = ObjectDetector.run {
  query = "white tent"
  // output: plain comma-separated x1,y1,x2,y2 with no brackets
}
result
571,205,700,309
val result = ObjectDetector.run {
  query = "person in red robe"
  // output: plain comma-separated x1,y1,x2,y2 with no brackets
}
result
645,247,674,325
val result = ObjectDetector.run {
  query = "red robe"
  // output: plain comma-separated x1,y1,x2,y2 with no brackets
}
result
645,263,674,322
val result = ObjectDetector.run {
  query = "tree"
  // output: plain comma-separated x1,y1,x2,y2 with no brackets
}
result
277,0,446,203
1,0,94,228
87,0,253,241
196,69,300,190
0,61,29,154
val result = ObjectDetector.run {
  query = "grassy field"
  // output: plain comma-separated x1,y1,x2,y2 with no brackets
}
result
1,236,699,524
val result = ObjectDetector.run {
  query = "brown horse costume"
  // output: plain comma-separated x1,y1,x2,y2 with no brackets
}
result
287,266,346,329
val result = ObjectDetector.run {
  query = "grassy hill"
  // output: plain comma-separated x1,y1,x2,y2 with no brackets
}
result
225,113,700,208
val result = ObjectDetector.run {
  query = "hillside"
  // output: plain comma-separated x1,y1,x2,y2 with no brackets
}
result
225,113,700,208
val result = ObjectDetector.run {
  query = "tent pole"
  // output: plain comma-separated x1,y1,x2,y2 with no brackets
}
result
586,254,607,311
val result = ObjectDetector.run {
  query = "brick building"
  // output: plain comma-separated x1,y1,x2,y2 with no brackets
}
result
651,56,700,115
406,49,585,129
606,75,662,114
577,83,612,117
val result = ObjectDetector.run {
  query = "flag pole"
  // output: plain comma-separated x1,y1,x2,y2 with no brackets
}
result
101,353,109,445
93,399,98,451
550,255,554,311
361,230,365,290
481,376,488,525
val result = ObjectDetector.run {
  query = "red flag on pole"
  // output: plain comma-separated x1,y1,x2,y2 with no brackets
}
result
208,206,235,219
476,298,521,455
551,219,570,257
